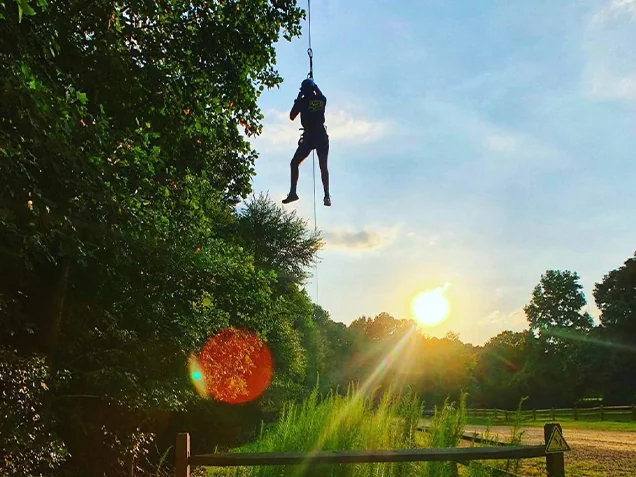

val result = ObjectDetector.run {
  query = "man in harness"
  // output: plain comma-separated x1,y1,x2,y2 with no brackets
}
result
282,78,331,207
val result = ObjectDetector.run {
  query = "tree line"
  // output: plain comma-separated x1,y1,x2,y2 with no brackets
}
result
314,258,636,413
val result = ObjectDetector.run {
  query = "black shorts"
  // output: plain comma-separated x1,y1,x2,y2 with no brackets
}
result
293,128,329,162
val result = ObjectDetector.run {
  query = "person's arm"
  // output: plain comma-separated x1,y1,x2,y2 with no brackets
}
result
313,84,326,104
290,92,303,120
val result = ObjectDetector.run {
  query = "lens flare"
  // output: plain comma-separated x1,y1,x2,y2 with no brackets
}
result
412,283,451,326
191,328,273,404
188,354,208,398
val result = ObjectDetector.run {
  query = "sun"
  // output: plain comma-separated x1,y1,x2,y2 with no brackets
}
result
411,285,450,326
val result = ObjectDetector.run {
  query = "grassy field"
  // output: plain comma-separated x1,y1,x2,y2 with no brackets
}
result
205,387,523,477
199,391,636,476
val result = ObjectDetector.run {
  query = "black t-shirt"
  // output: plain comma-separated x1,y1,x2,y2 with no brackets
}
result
290,92,327,131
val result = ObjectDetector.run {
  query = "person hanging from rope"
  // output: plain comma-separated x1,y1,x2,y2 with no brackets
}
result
282,78,331,207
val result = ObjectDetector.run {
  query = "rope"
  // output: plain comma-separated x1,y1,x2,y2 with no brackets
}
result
307,0,313,79
307,0,318,304
312,151,318,303
308,0,312,50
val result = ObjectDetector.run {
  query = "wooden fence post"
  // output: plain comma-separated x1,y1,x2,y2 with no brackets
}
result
176,433,190,477
544,424,565,477
573,405,578,421
632,404,635,422
505,410,509,422
600,404,604,421
533,409,536,421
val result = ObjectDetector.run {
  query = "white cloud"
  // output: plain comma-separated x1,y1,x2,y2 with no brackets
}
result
583,0,636,101
422,98,571,174
479,308,527,328
250,108,391,154
323,225,398,252
484,134,518,153
584,68,636,101
592,0,636,23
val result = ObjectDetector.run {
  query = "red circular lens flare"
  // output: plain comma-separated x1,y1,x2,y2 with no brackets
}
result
198,328,273,404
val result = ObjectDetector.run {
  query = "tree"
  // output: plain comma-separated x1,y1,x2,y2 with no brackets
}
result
523,270,593,405
236,193,323,286
0,348,67,476
312,305,350,392
1,1,310,475
593,252,636,401
473,331,534,408
594,252,636,335
524,270,593,351
0,0,305,357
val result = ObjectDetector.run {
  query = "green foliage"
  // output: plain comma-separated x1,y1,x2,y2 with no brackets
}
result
473,331,534,408
502,397,528,474
524,270,593,349
236,193,323,286
345,314,476,406
426,394,466,477
0,0,315,475
592,251,636,401
522,270,594,405
462,398,526,477
594,252,636,335
0,348,67,476
311,305,350,393
209,385,427,477
0,0,47,23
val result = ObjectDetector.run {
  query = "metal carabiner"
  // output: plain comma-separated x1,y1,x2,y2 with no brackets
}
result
307,48,314,79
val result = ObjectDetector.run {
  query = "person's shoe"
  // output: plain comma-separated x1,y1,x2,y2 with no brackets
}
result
282,193,299,204
324,195,331,207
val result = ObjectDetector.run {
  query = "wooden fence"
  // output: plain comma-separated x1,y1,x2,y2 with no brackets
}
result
416,425,520,476
465,404,636,422
175,423,569,477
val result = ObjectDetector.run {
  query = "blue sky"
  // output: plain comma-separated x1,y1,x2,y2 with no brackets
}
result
246,0,636,344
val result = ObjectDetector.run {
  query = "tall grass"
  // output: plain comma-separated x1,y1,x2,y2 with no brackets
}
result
207,387,515,477
463,398,528,477
425,394,467,477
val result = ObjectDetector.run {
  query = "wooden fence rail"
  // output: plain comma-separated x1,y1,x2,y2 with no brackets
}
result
464,404,636,422
175,423,569,477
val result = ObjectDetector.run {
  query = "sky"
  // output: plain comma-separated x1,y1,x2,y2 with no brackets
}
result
245,0,636,345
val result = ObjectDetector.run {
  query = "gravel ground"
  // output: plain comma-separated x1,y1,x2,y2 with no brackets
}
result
463,425,636,477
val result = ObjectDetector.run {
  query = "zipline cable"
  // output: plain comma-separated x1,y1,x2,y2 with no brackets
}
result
307,0,313,79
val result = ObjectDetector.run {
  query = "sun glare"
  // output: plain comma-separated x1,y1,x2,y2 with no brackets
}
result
411,284,451,326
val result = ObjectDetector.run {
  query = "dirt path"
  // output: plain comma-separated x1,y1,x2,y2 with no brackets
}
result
464,425,636,476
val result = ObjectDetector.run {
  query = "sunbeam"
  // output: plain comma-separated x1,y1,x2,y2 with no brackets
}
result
295,327,418,474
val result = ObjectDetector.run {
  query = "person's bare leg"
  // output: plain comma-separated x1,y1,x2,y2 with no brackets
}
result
283,138,311,204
